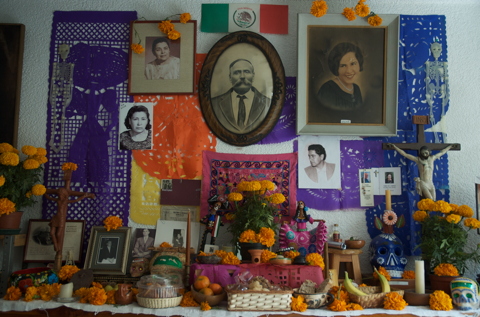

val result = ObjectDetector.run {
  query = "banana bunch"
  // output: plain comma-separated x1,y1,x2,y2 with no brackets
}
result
344,271,367,296
374,267,391,293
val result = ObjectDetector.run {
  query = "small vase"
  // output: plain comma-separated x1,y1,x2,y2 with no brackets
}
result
239,242,267,262
0,211,23,230
429,274,460,297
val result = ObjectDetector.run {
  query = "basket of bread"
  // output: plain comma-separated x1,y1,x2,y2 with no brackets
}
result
136,274,184,309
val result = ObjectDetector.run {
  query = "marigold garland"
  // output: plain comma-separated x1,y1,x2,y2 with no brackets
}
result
429,290,453,310
0,198,16,216
434,263,459,276
373,266,391,281
368,14,382,26
131,43,145,54
158,20,175,34
355,1,370,17
402,270,415,279
61,162,77,171
261,249,277,263
328,298,348,311
168,30,181,41
384,292,408,310
412,210,429,222
200,301,211,311
342,7,356,21
311,0,328,18
305,253,325,270
180,13,191,24
103,215,123,231
32,184,46,196
3,286,21,301
291,295,308,312
0,152,19,166
180,291,200,307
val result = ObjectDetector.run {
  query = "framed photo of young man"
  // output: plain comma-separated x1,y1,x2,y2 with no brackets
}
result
128,20,196,94
199,31,286,146
84,226,132,275
297,14,399,136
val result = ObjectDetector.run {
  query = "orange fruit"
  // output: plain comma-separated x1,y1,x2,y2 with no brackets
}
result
194,275,210,290
199,287,214,296
210,283,223,295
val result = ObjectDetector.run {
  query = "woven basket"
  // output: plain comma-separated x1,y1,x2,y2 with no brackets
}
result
348,286,404,308
136,295,183,309
226,287,293,311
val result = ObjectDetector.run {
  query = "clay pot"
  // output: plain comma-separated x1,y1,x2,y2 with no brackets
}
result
345,240,365,249
429,274,460,297
115,283,133,305
248,249,264,264
0,211,23,230
239,242,267,262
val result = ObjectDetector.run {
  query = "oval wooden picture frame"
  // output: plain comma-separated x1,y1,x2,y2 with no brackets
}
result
199,31,285,146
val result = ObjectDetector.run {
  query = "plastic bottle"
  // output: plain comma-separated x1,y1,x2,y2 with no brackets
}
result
333,224,341,242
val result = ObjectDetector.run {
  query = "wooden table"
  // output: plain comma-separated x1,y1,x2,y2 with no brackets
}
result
328,248,363,285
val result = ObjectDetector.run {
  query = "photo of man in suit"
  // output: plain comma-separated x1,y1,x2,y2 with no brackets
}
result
97,238,118,264
304,144,336,183
211,59,270,134
132,228,155,258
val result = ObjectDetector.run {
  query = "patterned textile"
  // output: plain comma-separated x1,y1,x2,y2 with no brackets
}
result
129,159,161,225
43,11,136,258
296,140,385,210
132,54,217,180
201,151,297,218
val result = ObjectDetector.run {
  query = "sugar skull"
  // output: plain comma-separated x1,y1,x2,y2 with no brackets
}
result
430,42,442,61
369,233,407,278
451,277,480,311
130,258,149,277
59,43,70,61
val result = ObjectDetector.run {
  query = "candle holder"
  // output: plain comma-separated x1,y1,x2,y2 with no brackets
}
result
404,289,434,306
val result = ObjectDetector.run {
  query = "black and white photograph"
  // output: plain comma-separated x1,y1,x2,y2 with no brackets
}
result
144,36,181,80
204,244,219,254
298,135,341,189
118,102,154,151
132,228,156,258
97,237,119,264
172,229,185,248
24,220,85,263
161,179,173,191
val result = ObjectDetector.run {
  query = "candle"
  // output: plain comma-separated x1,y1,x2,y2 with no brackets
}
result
186,210,191,266
59,282,73,298
385,189,391,210
415,260,425,294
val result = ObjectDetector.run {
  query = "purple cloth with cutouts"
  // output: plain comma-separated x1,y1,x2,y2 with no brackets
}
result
43,11,136,261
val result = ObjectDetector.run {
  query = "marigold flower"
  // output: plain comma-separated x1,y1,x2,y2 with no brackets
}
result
446,214,461,224
329,285,346,294
221,252,241,265
0,152,19,166
0,143,14,153
160,242,172,248
21,145,37,156
260,249,277,263
24,286,39,302
58,265,80,281
37,283,60,301
30,155,48,164
260,180,275,191
200,301,211,311
168,30,181,40
239,229,258,243
228,192,243,202
36,147,47,156
214,249,227,259
88,287,107,305
373,266,391,281
247,181,262,191
346,302,363,310
62,162,77,171
74,287,90,303
358,283,367,287
237,181,247,192
434,263,458,277
284,250,300,260
0,175,5,187
106,290,116,304
311,0,328,18
103,215,123,231
338,290,350,303
434,200,452,214
456,205,474,218
413,210,429,222
270,193,286,204
92,281,103,289
306,253,325,270
383,210,398,225
0,198,16,216
291,295,308,312
180,13,191,24
384,292,408,310
342,7,356,21
418,198,435,211
32,184,46,196
158,20,175,34
131,43,145,54
3,286,21,301
464,218,480,229
180,291,200,307
257,227,276,247
23,159,40,170
368,14,382,26
328,298,348,311
355,2,370,17
429,290,452,310
402,270,415,279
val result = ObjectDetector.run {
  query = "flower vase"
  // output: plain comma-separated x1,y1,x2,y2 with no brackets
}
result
0,211,23,230
239,242,267,262
429,274,460,297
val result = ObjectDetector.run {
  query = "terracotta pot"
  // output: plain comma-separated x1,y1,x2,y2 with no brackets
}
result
239,242,267,262
0,211,23,230
248,249,264,264
429,274,460,297
115,284,133,305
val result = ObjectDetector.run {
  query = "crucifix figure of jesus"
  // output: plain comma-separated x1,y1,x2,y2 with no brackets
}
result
44,169,95,271
383,116,460,201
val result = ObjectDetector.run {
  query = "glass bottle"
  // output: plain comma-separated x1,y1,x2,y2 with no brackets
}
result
333,224,341,242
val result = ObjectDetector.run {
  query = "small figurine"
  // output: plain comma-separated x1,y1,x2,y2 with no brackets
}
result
199,195,225,252
291,201,313,231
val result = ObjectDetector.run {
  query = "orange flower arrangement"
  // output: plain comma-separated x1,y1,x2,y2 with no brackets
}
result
220,252,241,265
179,291,200,307
373,266,391,281
306,253,325,270
260,249,277,263
37,283,61,301
311,0,328,18
87,287,108,305
58,265,80,281
429,290,453,310
368,13,383,26
3,286,21,301
402,270,415,279
342,7,356,21
291,295,308,312
103,215,123,231
433,263,459,277
200,301,211,311
62,162,77,171
384,292,408,310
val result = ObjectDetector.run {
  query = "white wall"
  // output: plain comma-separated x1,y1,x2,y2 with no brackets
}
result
2,0,480,279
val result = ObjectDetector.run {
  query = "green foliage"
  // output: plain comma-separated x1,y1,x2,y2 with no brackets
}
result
415,213,480,274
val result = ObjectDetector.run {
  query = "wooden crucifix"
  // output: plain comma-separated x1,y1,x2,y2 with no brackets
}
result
44,169,95,271
383,115,460,201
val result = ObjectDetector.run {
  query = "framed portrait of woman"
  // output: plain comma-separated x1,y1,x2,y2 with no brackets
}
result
297,14,399,136
128,20,196,94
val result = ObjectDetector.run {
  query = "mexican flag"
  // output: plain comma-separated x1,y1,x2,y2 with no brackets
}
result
212,215,222,238
201,3,289,34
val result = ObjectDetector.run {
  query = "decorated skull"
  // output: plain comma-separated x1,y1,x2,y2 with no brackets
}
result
369,233,407,278
130,258,149,277
430,42,442,61
451,277,480,311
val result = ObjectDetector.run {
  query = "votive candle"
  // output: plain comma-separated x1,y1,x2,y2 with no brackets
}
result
415,260,425,294
385,189,391,210
59,282,73,298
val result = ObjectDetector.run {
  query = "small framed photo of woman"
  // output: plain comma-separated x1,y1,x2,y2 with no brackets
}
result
119,102,154,150
296,14,399,136
128,20,196,94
